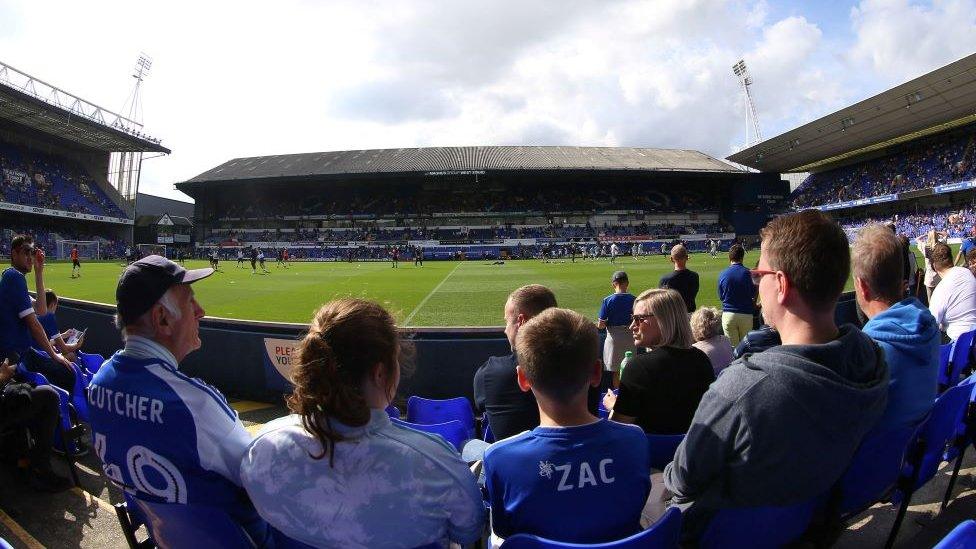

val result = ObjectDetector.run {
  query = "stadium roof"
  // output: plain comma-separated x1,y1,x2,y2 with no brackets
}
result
727,53,976,173
0,60,169,154
180,146,740,187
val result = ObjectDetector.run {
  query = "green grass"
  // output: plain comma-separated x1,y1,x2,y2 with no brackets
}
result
37,246,938,326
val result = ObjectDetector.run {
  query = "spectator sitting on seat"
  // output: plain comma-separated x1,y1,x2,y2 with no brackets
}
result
718,244,756,346
473,285,556,441
663,210,889,542
659,245,699,313
602,288,714,434
854,224,940,431
34,289,84,363
927,242,976,341
241,298,484,548
484,308,650,546
1,235,75,394
88,255,269,543
731,323,782,359
597,271,637,389
955,225,976,267
0,356,72,492
966,247,976,279
690,307,734,376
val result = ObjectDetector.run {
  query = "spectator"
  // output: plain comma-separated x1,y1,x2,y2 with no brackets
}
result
918,230,947,301
1,235,75,393
690,307,734,376
473,285,555,441
663,210,888,541
853,224,939,431
731,324,782,359
602,288,714,434
718,244,756,345
34,289,84,363
966,247,976,278
597,271,637,388
484,308,650,545
659,244,699,313
903,236,919,297
0,358,72,492
956,226,976,266
88,256,269,543
928,242,976,341
242,299,484,548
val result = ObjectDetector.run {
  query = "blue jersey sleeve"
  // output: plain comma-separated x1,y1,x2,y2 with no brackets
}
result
4,269,32,318
598,297,609,321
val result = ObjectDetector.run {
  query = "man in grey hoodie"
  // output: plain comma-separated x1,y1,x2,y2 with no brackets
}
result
663,210,889,540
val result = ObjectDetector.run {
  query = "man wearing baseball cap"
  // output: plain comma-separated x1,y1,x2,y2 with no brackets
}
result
88,255,267,542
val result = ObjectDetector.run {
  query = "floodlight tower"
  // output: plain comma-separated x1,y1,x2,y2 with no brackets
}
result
109,54,152,205
733,59,763,147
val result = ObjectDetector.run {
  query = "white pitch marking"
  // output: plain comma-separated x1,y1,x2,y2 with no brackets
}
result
403,262,462,325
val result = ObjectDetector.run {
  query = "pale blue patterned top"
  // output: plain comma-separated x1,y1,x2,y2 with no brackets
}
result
240,409,485,548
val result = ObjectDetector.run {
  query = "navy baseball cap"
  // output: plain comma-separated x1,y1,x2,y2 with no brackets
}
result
611,271,628,283
116,255,213,325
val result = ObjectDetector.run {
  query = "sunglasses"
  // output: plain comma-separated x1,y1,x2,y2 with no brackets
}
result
630,313,654,324
749,269,777,286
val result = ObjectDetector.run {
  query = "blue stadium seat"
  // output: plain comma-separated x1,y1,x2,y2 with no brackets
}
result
942,330,976,391
646,434,685,472
939,343,954,390
271,527,442,549
886,383,974,548
933,520,976,549
940,374,976,510
392,418,469,452
407,395,476,438
500,507,681,548
128,497,257,548
385,403,400,419
15,360,85,468
483,421,495,443
699,496,824,549
833,424,918,520
0,537,12,549
77,350,106,376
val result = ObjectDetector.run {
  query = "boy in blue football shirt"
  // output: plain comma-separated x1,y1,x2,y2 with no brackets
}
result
484,308,651,546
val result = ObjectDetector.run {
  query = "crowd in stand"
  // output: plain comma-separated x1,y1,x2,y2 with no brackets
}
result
1,222,127,260
791,124,976,209
5,206,974,546
0,140,127,219
838,205,976,241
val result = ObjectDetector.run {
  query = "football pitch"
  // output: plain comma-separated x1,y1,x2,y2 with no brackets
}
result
41,251,766,327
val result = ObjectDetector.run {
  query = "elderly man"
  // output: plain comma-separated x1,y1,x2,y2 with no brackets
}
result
88,255,267,541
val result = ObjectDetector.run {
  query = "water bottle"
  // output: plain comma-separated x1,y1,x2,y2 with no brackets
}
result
619,350,634,378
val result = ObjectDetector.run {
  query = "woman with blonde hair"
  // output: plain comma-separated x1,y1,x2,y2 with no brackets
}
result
240,298,484,548
918,229,948,300
690,306,735,376
602,289,714,434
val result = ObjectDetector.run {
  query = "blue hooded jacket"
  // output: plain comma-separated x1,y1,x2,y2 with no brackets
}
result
862,298,940,431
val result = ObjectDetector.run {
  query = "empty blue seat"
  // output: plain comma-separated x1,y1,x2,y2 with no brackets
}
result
77,350,106,376
933,520,976,549
271,527,442,549
647,434,685,472
942,330,976,391
501,507,681,548
699,497,823,549
392,418,469,451
385,403,400,419
834,424,918,519
886,383,974,548
407,396,476,438
940,373,976,510
130,497,258,548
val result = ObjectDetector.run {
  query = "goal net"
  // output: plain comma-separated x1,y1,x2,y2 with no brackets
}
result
138,243,167,258
56,240,100,260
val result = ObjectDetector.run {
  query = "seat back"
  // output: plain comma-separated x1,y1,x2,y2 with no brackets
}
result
933,519,976,549
647,434,685,472
392,418,468,451
132,497,255,548
385,403,400,419
939,343,954,390
911,383,974,490
500,507,681,548
945,330,976,389
835,424,918,517
699,498,821,549
407,396,475,435
77,351,106,376
272,527,442,549
483,421,495,443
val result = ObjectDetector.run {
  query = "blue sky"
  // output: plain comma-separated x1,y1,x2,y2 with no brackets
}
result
0,0,974,201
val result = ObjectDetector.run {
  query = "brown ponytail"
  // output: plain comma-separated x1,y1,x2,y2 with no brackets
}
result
287,298,400,465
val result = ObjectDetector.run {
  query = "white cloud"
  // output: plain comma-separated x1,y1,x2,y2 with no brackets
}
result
0,1,969,202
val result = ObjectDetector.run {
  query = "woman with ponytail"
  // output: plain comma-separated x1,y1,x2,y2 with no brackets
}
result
240,299,484,548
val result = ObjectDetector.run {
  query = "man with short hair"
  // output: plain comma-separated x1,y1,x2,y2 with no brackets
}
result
1,235,76,393
955,226,976,267
928,242,976,341
663,210,888,541
717,244,756,346
484,308,650,545
70,245,81,278
659,244,699,313
853,224,939,431
473,285,556,441
88,255,267,542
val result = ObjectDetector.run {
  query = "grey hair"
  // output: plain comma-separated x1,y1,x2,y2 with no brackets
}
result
690,307,723,342
116,287,182,338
